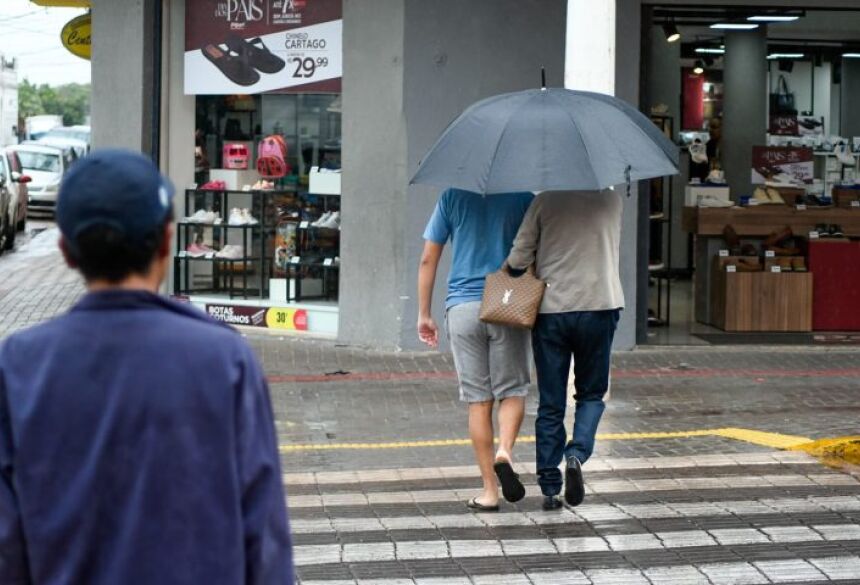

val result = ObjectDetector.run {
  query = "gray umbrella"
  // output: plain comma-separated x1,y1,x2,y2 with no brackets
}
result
410,88,679,194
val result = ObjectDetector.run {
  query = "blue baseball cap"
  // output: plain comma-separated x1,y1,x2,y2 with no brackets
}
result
57,149,175,251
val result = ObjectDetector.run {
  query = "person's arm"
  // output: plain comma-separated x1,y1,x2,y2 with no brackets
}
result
236,345,294,585
506,198,541,270
0,350,30,585
417,241,444,348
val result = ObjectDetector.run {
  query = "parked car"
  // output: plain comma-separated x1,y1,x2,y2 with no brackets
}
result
0,150,31,251
10,144,73,217
2,148,31,232
38,125,91,158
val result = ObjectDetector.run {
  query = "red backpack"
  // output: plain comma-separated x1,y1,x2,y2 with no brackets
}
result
257,135,289,178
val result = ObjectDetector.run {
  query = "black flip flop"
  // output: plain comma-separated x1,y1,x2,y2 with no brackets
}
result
226,35,286,74
494,460,526,503
466,497,499,512
202,44,260,86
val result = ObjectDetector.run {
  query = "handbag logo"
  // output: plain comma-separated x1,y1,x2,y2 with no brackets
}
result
502,289,513,305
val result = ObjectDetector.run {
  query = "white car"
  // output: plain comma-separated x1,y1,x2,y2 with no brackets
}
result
10,144,74,217
38,125,90,158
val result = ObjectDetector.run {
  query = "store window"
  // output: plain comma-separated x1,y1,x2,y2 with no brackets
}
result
177,0,343,333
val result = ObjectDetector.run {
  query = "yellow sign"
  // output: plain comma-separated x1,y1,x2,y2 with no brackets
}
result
265,308,309,331
61,13,91,60
31,1,91,7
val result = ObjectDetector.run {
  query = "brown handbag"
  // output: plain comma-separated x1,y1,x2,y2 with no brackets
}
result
479,264,546,329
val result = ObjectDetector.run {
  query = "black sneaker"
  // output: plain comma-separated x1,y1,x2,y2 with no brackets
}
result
542,495,563,511
831,224,844,237
564,456,585,507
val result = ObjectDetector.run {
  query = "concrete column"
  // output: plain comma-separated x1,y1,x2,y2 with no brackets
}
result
723,28,768,199
91,0,158,153
840,59,860,138
339,0,567,350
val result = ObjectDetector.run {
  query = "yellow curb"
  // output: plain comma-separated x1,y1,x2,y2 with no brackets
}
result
278,427,807,453
792,436,860,466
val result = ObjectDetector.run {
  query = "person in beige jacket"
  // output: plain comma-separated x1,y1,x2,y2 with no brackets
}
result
507,189,624,511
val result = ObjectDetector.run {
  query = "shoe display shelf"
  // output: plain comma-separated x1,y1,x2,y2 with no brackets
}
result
648,114,674,328
286,194,340,303
174,187,297,300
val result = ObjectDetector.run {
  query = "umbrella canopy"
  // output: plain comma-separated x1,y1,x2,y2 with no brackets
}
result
410,88,679,194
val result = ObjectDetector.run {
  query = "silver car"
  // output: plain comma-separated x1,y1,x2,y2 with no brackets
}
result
10,144,74,217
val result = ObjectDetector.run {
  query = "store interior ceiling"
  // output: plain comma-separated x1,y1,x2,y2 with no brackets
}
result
651,7,860,66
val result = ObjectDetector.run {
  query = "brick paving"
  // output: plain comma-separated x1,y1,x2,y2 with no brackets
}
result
2,225,860,583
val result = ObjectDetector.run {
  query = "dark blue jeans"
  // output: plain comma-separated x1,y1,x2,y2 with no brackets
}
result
532,309,620,496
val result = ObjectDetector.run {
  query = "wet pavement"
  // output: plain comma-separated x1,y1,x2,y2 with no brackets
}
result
1,222,859,583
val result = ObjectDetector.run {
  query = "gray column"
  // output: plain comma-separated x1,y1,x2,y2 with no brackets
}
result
339,0,567,350
91,0,158,152
723,29,768,199
615,0,642,350
841,59,860,138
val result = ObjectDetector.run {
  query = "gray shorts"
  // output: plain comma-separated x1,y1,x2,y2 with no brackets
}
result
446,301,531,403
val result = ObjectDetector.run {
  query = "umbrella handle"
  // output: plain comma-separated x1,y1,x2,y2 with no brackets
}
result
541,67,546,90
625,165,632,197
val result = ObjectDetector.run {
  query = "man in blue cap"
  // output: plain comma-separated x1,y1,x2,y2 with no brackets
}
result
0,150,293,584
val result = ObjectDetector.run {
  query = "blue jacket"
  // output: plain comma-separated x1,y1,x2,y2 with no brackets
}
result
0,291,293,584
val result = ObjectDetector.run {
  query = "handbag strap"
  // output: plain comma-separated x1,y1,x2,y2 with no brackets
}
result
777,75,790,95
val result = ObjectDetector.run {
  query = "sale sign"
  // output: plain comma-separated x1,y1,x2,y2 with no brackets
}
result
184,0,342,95
751,146,814,185
206,303,309,331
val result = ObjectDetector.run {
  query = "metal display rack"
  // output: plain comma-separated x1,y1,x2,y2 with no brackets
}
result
173,187,340,303
649,114,674,327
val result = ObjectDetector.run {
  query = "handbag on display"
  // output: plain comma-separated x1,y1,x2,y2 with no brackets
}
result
257,135,289,178
479,264,546,329
769,75,797,115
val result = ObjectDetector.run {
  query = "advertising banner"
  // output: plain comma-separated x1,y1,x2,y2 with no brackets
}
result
206,303,309,331
751,146,814,185
185,0,342,95
61,13,91,61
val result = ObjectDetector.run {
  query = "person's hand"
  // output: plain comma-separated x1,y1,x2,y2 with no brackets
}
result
417,316,439,348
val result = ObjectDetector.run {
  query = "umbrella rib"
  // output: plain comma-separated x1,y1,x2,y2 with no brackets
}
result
549,91,602,190
482,91,545,193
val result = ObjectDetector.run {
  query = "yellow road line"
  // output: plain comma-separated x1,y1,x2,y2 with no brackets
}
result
792,436,860,466
278,427,811,453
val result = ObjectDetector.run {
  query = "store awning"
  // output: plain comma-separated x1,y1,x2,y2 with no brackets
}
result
30,0,91,7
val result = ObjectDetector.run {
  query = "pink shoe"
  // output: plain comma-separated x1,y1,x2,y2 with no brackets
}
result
186,242,214,257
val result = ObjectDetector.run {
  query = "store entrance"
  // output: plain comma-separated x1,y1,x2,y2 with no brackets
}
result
641,5,860,345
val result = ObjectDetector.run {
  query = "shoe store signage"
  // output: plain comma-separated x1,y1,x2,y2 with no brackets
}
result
751,146,814,185
185,0,342,95
206,303,309,331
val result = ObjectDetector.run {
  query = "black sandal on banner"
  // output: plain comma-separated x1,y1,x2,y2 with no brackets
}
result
201,44,260,86
226,34,286,74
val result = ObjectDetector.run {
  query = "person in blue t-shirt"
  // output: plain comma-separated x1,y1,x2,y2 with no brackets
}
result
417,187,534,511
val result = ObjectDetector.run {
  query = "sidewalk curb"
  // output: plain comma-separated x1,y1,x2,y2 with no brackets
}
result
793,436,860,468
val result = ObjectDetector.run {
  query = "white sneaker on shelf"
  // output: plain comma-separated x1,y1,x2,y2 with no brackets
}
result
216,245,244,260
319,211,341,229
698,195,734,208
186,209,218,224
240,208,259,225
312,211,332,227
228,208,245,226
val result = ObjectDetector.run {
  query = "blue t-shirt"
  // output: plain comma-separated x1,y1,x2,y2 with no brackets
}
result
424,188,534,308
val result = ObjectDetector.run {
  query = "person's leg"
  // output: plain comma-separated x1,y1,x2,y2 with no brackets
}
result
496,396,524,462
447,302,498,507
487,323,531,462
531,313,573,497
468,400,499,506
566,309,621,464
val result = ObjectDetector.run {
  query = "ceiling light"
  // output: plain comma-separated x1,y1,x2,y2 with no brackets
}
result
663,22,681,43
693,60,705,75
748,15,800,22
711,23,760,30
843,53,860,58
768,53,805,60
695,48,725,55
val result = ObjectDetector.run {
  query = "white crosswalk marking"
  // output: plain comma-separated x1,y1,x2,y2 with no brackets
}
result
288,451,860,584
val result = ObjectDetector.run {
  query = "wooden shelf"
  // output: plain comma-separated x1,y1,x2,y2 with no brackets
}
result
683,206,860,237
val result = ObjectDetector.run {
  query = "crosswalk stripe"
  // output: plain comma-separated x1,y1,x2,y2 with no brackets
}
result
285,471,857,508
292,523,860,566
282,451,817,486
297,555,860,584
288,494,860,534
